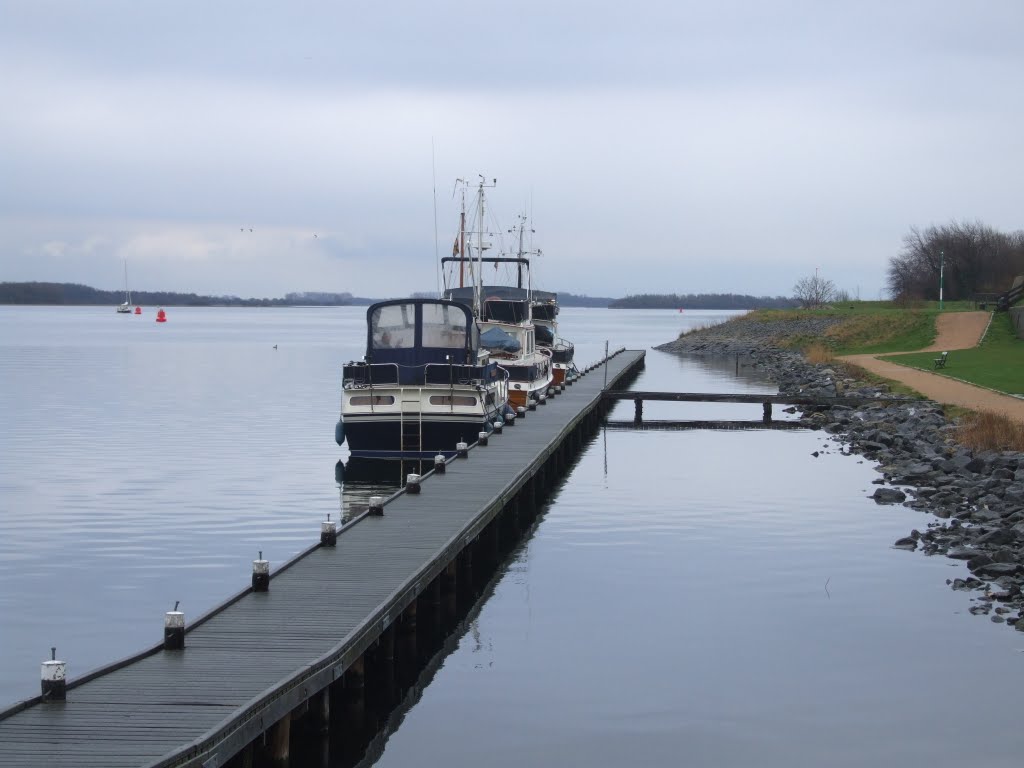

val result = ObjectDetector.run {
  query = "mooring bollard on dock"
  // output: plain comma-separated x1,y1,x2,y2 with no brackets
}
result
164,603,185,650
321,514,338,545
434,454,446,474
457,441,469,458
517,405,527,419
40,647,66,700
406,473,421,494
493,419,503,434
252,551,270,592
478,431,489,447
528,399,537,411
368,495,384,515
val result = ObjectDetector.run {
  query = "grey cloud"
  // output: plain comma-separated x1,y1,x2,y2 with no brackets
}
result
2,0,1022,299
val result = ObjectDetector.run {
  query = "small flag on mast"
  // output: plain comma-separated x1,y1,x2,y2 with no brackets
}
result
452,235,460,256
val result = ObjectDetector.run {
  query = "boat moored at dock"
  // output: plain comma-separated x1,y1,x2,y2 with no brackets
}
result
529,291,577,385
337,298,510,459
441,182,567,408
444,285,554,409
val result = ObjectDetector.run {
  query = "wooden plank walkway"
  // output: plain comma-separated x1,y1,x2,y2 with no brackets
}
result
0,349,646,768
603,419,808,431
601,390,909,406
602,390,917,425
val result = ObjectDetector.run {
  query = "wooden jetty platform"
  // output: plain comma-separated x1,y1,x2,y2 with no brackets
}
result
603,419,808,431
0,349,646,768
603,390,912,423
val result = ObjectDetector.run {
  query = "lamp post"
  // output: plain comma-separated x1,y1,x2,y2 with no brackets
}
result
939,250,944,310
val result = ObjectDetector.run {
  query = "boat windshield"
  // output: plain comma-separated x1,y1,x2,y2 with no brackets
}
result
421,302,468,349
371,303,415,350
368,300,473,354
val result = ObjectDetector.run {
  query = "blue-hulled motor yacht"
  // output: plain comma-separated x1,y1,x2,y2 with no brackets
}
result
336,298,510,459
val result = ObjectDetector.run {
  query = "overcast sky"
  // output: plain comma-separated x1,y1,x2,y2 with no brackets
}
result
2,1,1021,300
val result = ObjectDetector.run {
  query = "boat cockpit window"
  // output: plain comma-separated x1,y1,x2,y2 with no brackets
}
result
371,304,415,350
428,395,477,406
484,299,529,324
349,395,396,406
421,303,467,349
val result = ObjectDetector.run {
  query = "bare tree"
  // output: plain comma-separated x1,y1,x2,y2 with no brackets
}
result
793,273,837,308
886,220,1024,301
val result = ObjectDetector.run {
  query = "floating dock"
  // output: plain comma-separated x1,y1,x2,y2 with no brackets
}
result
0,349,646,768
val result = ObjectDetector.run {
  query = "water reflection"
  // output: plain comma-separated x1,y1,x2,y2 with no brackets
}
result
685,353,777,387
335,458,430,523
349,560,513,768
316,462,548,768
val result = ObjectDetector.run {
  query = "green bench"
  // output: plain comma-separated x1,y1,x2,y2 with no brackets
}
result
933,351,948,369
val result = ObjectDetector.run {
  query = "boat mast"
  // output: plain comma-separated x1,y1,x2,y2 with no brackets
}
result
473,175,496,319
459,183,466,289
510,212,534,305
516,215,525,289
475,178,485,317
124,260,131,305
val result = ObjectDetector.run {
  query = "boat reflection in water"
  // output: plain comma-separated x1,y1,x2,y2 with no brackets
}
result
335,457,433,524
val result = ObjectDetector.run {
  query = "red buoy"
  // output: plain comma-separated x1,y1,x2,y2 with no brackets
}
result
156,308,167,323
134,306,142,315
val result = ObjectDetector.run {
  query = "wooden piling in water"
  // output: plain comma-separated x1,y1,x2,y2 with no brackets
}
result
268,711,291,767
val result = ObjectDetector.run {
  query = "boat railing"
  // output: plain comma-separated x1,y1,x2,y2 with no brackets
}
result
551,340,574,363
345,361,502,388
504,363,541,382
423,362,494,386
343,362,400,386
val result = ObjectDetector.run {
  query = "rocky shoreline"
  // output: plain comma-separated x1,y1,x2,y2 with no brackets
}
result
656,316,1024,629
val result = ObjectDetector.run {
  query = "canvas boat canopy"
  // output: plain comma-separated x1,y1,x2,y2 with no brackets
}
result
366,299,479,366
479,326,522,354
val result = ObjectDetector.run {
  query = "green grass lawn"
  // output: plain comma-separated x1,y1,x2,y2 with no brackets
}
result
757,300,980,355
878,313,1024,396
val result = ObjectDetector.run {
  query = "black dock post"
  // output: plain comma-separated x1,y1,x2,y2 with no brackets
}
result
321,514,338,545
164,603,185,650
763,401,772,423
40,648,66,701
252,552,270,592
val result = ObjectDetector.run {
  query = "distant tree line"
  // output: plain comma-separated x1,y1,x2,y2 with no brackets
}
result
887,221,1024,302
0,282,375,306
555,292,617,307
1,282,804,310
609,293,799,310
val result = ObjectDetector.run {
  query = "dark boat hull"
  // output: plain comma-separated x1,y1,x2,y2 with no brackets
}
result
343,408,505,459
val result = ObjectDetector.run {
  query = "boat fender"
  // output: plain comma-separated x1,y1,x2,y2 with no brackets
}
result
335,419,346,446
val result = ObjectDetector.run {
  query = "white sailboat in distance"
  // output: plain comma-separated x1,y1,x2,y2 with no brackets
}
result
116,260,132,313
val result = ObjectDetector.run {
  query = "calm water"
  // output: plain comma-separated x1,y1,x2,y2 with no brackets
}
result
1,306,1021,765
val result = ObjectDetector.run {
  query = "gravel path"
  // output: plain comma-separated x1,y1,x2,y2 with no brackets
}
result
840,311,1024,424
